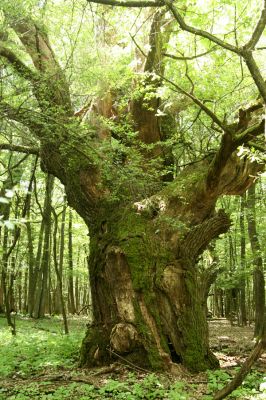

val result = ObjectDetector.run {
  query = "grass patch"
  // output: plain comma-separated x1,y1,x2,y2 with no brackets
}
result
0,315,86,378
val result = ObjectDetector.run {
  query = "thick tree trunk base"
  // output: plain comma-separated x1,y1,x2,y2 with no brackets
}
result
79,208,225,373
80,323,151,369
80,321,219,372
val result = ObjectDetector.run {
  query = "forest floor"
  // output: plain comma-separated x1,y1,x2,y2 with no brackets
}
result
0,315,265,399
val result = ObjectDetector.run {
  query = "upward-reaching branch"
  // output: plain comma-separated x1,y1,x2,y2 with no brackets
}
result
242,51,266,103
164,0,240,55
207,100,265,188
0,44,39,82
244,1,266,50
7,17,73,114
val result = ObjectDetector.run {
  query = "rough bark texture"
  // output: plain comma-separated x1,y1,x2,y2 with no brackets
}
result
78,157,259,371
80,206,225,371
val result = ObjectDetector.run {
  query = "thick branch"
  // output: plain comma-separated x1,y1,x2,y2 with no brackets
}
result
244,3,266,50
182,210,231,260
144,10,165,72
0,143,39,155
87,0,164,6
11,19,58,74
233,119,265,147
164,0,239,55
0,44,38,82
131,11,167,146
206,133,234,190
207,101,265,191
8,18,73,113
243,52,266,103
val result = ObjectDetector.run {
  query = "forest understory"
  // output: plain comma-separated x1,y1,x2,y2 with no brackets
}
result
0,316,265,400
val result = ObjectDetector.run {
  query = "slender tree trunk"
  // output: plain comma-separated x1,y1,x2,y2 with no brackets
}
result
225,234,238,325
2,222,16,334
246,183,265,337
23,269,28,313
28,219,44,316
52,207,69,334
33,174,54,318
75,276,80,312
53,197,67,313
26,216,36,315
239,195,247,326
68,209,76,314
17,270,22,312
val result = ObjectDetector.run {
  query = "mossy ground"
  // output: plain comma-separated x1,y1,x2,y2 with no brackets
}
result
0,315,265,399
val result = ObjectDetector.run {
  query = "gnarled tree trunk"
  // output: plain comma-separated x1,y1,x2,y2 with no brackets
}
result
0,4,265,374
80,209,226,371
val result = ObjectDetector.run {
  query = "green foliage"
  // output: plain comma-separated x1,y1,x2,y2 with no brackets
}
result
207,369,231,392
0,371,192,399
0,316,85,378
205,369,265,399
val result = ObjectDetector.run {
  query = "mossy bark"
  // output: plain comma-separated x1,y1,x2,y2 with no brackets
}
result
80,206,222,372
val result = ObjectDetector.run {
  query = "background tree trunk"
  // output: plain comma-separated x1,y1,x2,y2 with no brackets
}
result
33,174,54,318
68,209,76,314
246,183,265,337
52,206,69,334
239,194,247,326
54,196,67,314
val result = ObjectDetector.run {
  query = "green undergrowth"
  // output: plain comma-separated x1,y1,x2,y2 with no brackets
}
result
203,369,266,400
1,370,265,400
0,374,193,400
0,316,265,399
0,315,86,378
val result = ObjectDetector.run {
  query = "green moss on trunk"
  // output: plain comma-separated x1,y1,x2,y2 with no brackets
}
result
80,205,219,373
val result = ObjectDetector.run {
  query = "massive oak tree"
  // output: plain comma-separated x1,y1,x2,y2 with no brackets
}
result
0,0,265,372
